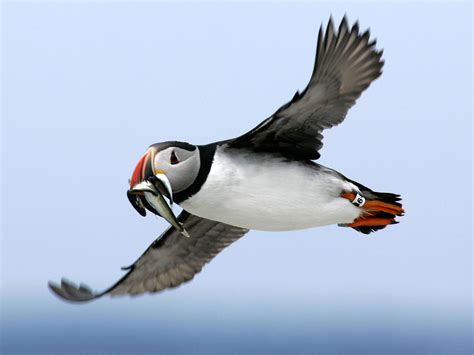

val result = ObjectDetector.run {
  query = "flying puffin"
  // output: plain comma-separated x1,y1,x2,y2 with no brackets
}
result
49,17,404,302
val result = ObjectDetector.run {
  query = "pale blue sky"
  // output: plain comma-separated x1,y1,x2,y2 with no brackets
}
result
2,1,472,354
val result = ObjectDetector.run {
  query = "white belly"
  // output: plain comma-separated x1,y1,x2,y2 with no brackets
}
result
180,148,361,231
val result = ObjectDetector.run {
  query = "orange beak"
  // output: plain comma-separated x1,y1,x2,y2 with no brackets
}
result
129,150,153,189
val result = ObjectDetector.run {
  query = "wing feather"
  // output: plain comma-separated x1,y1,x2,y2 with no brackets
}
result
227,17,383,160
48,211,248,302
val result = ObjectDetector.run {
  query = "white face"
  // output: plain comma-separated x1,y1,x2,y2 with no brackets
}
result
153,146,200,193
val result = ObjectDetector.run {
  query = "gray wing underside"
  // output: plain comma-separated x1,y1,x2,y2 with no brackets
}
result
48,211,248,302
227,17,384,160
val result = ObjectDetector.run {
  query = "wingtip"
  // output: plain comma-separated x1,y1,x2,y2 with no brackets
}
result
339,15,349,32
352,21,360,34
48,278,100,303
47,280,62,294
328,15,334,27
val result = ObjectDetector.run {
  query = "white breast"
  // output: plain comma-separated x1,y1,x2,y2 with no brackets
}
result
180,147,361,231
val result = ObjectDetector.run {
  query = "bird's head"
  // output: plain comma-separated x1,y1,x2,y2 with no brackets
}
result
127,141,201,215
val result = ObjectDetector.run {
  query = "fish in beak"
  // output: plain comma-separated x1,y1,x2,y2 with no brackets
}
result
127,149,189,237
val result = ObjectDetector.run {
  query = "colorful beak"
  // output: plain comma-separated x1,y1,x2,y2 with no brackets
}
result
127,148,174,217
129,150,154,189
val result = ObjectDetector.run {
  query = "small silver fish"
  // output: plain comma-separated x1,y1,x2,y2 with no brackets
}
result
131,180,190,238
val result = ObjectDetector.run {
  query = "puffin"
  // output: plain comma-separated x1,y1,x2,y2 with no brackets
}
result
49,17,404,302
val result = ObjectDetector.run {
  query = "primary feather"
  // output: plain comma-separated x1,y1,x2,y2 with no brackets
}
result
229,16,384,160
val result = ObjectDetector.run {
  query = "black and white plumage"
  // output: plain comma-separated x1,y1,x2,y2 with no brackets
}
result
49,17,403,302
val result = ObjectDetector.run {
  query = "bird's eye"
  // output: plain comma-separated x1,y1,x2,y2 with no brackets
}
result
170,150,179,165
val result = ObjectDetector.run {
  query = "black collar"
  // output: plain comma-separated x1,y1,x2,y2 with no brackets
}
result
174,143,217,204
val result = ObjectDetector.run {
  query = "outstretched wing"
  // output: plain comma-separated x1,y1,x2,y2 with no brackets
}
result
227,17,384,160
48,211,248,302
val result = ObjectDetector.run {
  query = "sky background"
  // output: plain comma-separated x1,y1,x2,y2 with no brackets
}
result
1,1,472,354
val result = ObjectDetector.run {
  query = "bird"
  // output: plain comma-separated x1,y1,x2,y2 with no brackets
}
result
49,17,404,302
